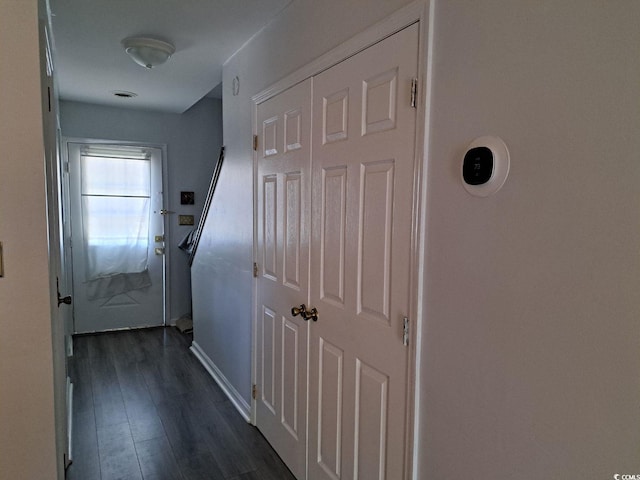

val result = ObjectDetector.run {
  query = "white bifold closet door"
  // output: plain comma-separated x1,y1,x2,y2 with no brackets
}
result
255,22,419,480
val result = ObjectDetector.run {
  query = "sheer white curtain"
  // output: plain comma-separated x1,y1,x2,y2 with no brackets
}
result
80,150,152,298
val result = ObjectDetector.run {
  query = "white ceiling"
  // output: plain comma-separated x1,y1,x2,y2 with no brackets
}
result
49,0,292,113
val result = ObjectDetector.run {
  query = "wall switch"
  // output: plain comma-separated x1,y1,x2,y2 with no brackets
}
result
178,215,194,226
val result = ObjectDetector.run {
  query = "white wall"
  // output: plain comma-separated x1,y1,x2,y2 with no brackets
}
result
0,1,58,478
420,1,640,477
191,0,413,408
60,98,222,322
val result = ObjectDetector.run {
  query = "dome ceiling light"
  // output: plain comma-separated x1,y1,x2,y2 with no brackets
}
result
122,36,175,69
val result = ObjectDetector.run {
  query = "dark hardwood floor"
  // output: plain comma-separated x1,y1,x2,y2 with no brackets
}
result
66,327,296,480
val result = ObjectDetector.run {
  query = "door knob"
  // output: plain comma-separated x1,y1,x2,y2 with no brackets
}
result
291,304,307,317
58,294,72,307
56,278,72,307
291,304,318,321
305,307,318,322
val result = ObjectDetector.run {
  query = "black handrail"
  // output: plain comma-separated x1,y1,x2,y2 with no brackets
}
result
188,146,225,266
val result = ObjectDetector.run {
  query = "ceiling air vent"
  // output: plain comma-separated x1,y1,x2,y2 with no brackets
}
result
112,90,138,98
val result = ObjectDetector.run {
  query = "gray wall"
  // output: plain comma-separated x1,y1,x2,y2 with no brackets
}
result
60,98,223,322
192,0,640,477
191,0,414,411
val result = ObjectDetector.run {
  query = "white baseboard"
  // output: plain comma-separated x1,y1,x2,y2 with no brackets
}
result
190,341,251,422
66,378,73,466
66,334,73,357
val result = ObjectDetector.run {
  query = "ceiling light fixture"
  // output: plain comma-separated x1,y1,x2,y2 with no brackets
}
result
122,36,175,69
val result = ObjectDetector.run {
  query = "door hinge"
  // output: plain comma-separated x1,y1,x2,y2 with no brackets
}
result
252,384,258,400
410,78,418,109
253,262,258,278
403,316,410,346
253,134,258,151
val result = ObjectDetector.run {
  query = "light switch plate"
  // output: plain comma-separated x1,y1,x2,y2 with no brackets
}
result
178,215,194,226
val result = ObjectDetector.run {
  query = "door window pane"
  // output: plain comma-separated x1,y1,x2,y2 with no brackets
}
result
80,154,151,280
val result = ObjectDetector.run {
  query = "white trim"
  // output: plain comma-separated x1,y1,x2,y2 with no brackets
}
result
159,144,171,327
251,98,259,426
66,378,73,467
411,2,435,478
66,334,73,358
190,341,252,422
252,0,425,105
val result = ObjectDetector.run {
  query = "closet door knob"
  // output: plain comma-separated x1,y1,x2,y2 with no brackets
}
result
291,304,306,317
305,307,318,322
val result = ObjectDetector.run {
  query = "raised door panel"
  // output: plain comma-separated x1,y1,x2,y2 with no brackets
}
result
357,160,394,323
317,338,344,480
282,318,301,438
320,166,348,307
285,109,303,152
263,116,279,157
262,175,278,280
283,172,302,290
362,67,398,136
323,89,349,144
260,306,277,414
353,360,389,480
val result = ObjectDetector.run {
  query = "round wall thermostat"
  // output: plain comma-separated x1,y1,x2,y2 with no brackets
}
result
461,136,510,197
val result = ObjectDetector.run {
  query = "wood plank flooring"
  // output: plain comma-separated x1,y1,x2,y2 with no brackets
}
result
66,327,296,480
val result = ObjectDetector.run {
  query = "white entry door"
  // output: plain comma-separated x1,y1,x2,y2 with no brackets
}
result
68,142,166,333
308,23,419,480
255,78,312,480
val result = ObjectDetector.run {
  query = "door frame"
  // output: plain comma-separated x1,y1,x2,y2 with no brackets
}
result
61,137,171,332
40,17,70,477
250,0,433,477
